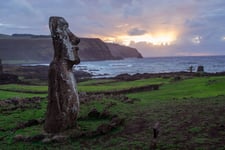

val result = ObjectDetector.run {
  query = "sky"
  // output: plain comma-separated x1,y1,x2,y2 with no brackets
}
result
1,0,225,57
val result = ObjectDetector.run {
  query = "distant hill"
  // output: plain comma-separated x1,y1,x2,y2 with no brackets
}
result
0,34,11,38
0,34,143,63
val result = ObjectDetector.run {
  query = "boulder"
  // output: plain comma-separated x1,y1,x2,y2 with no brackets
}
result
88,108,100,118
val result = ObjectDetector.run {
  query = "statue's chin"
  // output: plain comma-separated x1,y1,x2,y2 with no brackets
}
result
74,58,80,65
65,57,80,65
72,57,80,65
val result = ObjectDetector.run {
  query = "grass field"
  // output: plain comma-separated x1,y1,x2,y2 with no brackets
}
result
0,75,225,149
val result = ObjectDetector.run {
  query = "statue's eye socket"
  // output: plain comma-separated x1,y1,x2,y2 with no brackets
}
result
64,24,68,28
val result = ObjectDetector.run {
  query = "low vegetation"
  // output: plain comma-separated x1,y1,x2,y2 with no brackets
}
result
0,75,224,149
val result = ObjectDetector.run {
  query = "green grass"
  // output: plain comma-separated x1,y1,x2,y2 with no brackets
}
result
15,125,43,136
78,77,170,92
0,76,225,149
0,90,47,100
0,84,48,93
128,76,225,102
189,127,202,134
0,100,47,130
78,119,111,132
78,79,117,86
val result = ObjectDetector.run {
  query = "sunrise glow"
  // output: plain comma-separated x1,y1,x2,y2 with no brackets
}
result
102,31,178,46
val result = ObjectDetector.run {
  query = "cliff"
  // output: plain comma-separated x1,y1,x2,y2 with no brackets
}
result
0,38,53,61
0,35,143,62
106,43,143,59
79,38,114,61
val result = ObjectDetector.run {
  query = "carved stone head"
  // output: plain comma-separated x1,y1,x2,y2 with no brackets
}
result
49,16,80,65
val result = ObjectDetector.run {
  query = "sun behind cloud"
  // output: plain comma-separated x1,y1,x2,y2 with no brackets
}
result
102,30,178,46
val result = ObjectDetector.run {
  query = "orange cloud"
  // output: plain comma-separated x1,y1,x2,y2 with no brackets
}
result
100,30,178,46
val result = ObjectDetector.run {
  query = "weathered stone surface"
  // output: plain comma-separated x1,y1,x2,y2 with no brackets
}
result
110,117,124,127
42,137,52,143
44,16,80,133
96,123,112,134
26,134,45,142
51,135,68,143
197,65,204,73
100,109,111,119
0,59,3,74
13,135,26,142
15,119,41,130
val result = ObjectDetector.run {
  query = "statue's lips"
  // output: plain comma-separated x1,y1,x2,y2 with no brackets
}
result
72,46,79,51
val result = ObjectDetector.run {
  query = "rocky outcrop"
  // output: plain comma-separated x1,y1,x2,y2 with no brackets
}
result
0,73,19,84
0,35,142,62
107,43,143,59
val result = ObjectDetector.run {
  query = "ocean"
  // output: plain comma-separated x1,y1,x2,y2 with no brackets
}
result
75,56,225,78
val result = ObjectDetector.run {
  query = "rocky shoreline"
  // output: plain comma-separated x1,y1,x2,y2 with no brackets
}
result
1,64,225,84
1,64,92,84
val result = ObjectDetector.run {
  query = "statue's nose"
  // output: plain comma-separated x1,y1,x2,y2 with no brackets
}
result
68,31,80,45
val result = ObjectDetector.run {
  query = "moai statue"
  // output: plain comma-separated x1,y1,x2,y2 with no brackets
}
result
0,59,3,74
189,66,193,73
44,16,80,133
197,65,204,73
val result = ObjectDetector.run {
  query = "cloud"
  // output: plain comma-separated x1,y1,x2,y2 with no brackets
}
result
110,0,133,8
0,0,225,56
0,23,31,29
191,36,202,44
128,27,146,36
129,41,178,57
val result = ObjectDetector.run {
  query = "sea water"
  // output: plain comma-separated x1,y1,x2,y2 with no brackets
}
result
75,56,225,78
